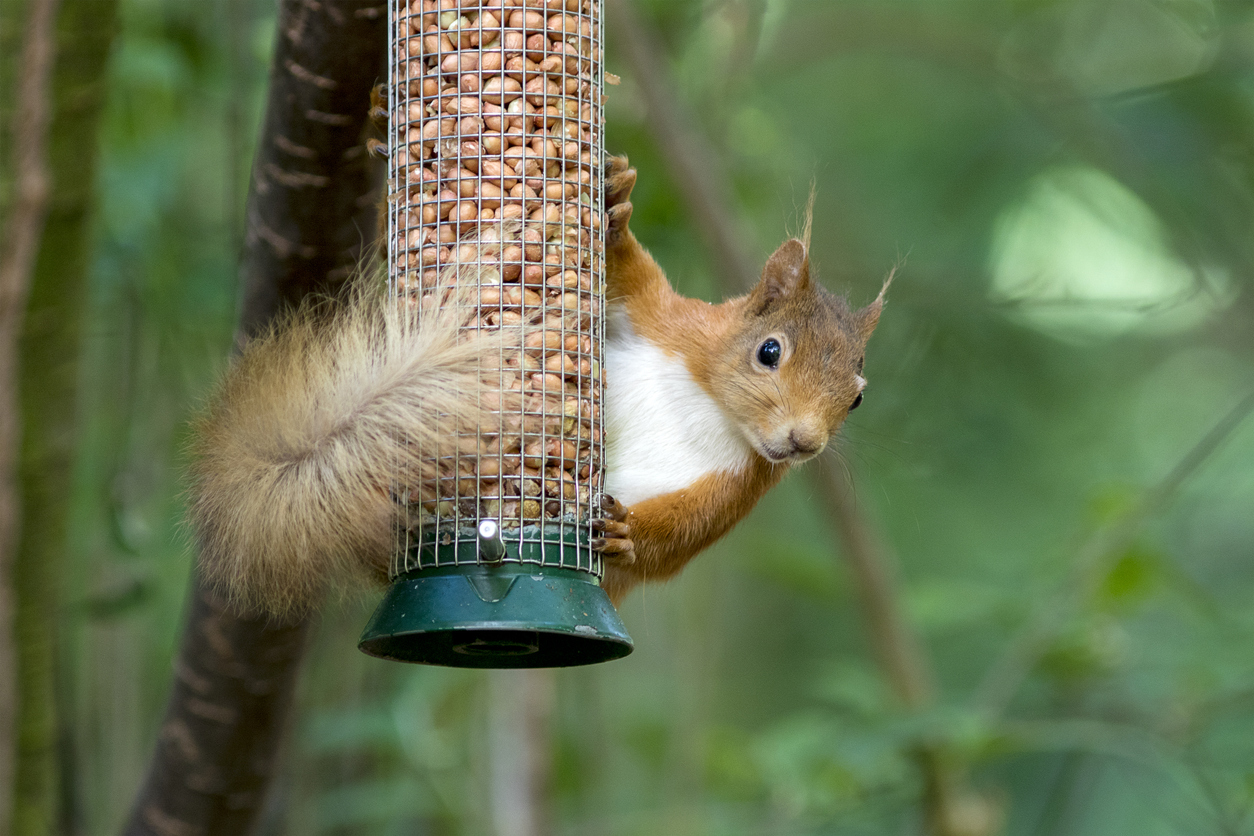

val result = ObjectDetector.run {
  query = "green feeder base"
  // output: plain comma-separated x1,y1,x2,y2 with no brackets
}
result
358,563,633,668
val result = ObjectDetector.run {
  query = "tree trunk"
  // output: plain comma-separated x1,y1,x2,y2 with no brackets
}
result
0,0,63,830
488,670,555,836
11,2,121,832
234,0,387,340
122,3,385,835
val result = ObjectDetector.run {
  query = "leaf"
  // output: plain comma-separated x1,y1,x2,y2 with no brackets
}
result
1098,544,1165,610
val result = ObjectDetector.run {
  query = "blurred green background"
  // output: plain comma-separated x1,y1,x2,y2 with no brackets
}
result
5,0,1254,834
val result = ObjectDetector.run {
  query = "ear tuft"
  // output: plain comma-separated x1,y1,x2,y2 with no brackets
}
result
752,238,810,311
800,182,816,254
856,268,893,342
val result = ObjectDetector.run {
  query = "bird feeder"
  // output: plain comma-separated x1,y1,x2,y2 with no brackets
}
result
358,0,632,667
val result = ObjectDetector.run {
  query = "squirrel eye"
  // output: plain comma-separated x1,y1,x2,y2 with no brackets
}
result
849,392,864,411
757,338,782,367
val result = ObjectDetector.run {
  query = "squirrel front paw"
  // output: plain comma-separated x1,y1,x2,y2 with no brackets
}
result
367,84,388,158
604,155,637,247
369,83,388,126
591,493,635,566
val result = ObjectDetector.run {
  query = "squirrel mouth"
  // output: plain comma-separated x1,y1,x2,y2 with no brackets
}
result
789,447,823,464
758,438,824,464
759,445,819,464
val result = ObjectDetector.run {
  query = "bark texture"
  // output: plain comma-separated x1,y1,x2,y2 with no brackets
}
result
235,0,386,340
122,2,385,835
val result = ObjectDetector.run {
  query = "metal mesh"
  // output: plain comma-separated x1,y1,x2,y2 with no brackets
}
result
386,0,605,576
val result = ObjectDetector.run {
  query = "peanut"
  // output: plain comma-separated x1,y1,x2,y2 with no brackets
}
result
392,0,606,529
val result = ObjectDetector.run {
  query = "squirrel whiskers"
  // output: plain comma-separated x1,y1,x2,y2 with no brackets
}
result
187,273,521,617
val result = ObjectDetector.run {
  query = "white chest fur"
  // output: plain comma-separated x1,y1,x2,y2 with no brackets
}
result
603,310,753,507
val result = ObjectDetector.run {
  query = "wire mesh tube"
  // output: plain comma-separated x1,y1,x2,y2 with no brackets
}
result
387,0,605,577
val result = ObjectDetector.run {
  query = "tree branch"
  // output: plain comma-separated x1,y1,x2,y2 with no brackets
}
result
812,457,934,709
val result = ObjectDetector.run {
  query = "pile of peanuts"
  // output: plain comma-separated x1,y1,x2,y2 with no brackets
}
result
389,0,605,531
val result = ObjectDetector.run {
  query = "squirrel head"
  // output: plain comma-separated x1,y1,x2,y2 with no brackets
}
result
709,238,885,464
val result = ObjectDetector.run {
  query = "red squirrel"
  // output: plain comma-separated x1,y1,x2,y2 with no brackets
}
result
592,156,885,603
186,156,885,615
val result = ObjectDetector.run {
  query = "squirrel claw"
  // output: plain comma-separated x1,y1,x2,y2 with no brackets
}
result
592,536,636,565
605,155,637,207
600,493,629,522
606,203,633,247
591,517,630,539
604,155,637,246
369,84,388,122
592,494,635,565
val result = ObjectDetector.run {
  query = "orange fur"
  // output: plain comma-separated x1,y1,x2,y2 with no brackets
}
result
603,457,783,602
600,157,885,602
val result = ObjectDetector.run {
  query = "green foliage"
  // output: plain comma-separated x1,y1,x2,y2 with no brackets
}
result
11,0,1254,834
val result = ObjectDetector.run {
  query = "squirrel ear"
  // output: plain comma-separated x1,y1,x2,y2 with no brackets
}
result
752,239,810,311
855,271,893,342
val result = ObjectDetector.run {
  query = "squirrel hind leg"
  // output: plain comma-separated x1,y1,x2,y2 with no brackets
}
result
606,202,634,248
605,156,636,208
604,156,637,247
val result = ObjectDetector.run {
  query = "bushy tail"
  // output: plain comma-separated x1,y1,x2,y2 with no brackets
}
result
187,281,510,617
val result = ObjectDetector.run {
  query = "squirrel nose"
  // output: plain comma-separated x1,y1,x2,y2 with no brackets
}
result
787,429,823,457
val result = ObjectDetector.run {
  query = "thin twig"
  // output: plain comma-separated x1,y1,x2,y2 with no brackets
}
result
976,388,1254,717
0,0,61,827
813,455,935,708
